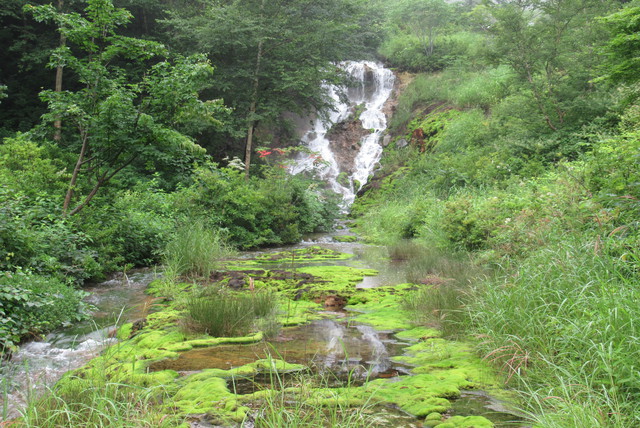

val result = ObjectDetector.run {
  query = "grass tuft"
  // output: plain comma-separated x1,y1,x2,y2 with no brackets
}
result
185,288,279,338
163,220,234,280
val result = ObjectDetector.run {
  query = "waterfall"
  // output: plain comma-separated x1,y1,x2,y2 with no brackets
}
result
290,61,395,209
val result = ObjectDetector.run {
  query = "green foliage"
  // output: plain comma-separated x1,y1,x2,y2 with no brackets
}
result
27,0,225,216
378,33,451,72
598,3,640,84
175,165,338,249
0,271,89,353
185,288,279,337
0,134,67,196
0,188,101,282
380,0,456,72
76,179,177,272
441,198,489,251
163,220,233,280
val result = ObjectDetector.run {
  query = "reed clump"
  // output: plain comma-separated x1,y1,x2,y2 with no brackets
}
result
185,288,279,337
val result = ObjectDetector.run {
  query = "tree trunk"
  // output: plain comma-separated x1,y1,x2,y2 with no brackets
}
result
244,0,266,180
63,128,89,215
428,27,434,56
53,0,65,141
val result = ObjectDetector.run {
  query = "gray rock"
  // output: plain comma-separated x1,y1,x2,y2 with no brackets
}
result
396,138,408,149
382,135,391,147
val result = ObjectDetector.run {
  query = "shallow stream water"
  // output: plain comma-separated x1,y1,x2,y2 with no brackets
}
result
1,239,525,426
1,269,158,420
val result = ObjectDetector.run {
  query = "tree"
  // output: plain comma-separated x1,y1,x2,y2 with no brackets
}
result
390,0,454,57
27,0,225,216
598,3,640,85
161,0,378,177
485,0,617,131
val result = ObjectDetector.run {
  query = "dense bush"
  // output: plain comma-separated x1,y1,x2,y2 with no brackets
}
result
175,165,339,249
0,189,101,283
75,180,177,273
378,33,452,72
0,271,90,352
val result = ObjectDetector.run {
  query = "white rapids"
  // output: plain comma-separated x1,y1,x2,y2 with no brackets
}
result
290,61,395,208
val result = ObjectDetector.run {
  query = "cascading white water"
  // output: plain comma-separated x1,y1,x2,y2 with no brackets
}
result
290,61,395,209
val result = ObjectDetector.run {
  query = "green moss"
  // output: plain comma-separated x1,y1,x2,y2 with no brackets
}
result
171,372,243,418
164,332,264,352
434,415,494,427
346,292,414,330
253,246,354,263
116,322,133,340
396,326,442,340
170,358,306,421
427,412,443,421
394,338,498,386
146,279,193,298
333,235,358,243
278,299,323,326
294,265,377,298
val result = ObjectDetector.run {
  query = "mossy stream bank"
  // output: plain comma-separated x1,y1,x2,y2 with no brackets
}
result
7,243,525,427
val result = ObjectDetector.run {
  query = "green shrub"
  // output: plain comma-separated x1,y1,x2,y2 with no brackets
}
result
0,134,67,196
174,165,338,249
378,33,451,72
78,180,176,271
0,189,101,282
441,197,490,251
0,271,90,353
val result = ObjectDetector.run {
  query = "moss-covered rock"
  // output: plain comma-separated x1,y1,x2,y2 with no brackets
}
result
333,234,358,243
46,246,508,427
434,415,494,427
252,246,354,263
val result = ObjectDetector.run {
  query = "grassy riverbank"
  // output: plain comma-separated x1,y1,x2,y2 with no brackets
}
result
351,66,640,427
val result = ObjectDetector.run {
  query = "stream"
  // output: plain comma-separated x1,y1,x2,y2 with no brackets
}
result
1,239,524,426
1,270,158,420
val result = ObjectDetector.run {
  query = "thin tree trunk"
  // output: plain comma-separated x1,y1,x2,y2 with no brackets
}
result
428,27,434,56
54,0,65,141
244,58,261,180
63,128,89,215
524,66,558,131
244,0,266,180
67,154,138,216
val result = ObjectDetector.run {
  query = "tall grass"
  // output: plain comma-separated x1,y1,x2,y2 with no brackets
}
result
467,237,640,427
247,356,378,428
185,288,279,337
18,381,178,427
163,220,234,280
394,241,480,337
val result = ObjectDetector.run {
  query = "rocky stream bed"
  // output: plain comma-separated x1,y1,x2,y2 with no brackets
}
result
2,238,525,427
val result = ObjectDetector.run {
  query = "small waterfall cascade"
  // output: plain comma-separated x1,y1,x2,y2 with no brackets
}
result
290,61,395,208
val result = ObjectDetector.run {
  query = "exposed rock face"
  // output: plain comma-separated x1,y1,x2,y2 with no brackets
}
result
327,115,370,175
